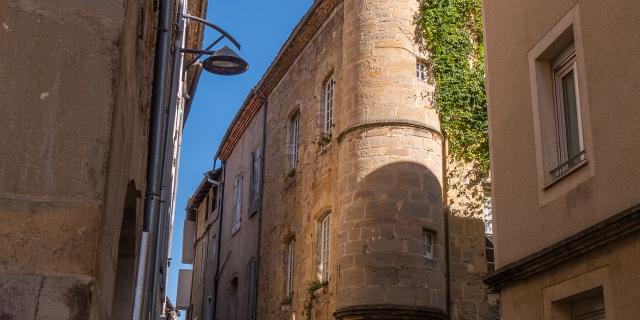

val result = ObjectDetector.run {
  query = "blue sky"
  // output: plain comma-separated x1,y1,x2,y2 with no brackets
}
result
167,0,313,317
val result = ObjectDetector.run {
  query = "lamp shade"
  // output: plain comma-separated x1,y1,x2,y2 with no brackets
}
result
202,45,249,76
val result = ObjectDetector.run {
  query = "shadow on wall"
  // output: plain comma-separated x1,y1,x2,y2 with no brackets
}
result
351,161,443,226
336,160,447,315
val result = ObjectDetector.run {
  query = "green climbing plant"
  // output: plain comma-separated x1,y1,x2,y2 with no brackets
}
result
415,0,489,184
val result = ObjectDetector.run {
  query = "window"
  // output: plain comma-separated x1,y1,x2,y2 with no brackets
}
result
249,148,262,215
485,236,495,273
416,60,428,81
323,77,335,136
246,259,258,320
551,47,585,178
285,239,295,297
422,230,435,259
570,293,605,320
318,214,331,282
528,6,593,202
232,174,242,234
290,113,300,170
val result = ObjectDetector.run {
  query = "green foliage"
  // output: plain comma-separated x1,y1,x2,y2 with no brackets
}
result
415,0,489,182
280,294,293,306
303,280,328,319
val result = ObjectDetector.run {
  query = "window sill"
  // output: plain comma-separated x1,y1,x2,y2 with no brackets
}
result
317,142,332,155
543,159,588,190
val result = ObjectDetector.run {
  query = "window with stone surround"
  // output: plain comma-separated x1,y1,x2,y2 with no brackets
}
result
323,76,335,136
289,112,300,170
528,5,594,202
423,230,435,259
232,174,242,234
285,238,295,297
318,213,331,282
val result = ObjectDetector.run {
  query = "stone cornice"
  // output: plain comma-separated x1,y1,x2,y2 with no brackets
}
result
334,304,448,320
215,0,343,161
337,120,443,143
484,203,640,291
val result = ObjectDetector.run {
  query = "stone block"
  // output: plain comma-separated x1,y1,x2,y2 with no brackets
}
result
364,267,399,286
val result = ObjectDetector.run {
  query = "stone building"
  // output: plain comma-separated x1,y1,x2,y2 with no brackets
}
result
180,0,497,319
0,0,206,318
483,0,640,319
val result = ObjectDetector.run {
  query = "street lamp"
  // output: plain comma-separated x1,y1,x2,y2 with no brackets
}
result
180,13,249,76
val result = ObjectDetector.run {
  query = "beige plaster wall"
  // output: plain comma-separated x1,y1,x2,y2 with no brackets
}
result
215,107,265,320
484,0,640,267
499,232,640,320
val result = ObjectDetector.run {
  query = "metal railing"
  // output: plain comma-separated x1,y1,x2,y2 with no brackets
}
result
550,150,586,178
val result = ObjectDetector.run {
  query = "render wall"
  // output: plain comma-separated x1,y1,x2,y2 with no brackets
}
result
0,0,157,318
484,0,640,267
499,232,640,320
188,185,220,320
215,107,265,320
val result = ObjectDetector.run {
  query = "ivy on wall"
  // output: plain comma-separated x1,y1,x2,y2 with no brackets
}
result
415,0,489,183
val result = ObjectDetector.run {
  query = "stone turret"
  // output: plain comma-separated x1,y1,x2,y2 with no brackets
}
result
334,0,448,318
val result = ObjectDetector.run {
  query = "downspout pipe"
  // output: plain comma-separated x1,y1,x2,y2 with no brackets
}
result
212,160,225,319
253,96,268,320
150,0,188,318
132,0,174,318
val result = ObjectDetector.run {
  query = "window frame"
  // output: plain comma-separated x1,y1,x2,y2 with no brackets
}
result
285,238,295,297
290,113,300,170
550,48,586,179
416,60,428,81
423,230,435,259
323,77,335,136
318,214,331,282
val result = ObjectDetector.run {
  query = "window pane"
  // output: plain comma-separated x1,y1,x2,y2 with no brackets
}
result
562,70,581,159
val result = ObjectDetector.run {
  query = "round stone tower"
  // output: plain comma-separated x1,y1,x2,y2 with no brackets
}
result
334,0,447,318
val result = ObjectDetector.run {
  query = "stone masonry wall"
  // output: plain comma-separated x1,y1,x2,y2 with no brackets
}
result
257,3,344,319
0,0,158,318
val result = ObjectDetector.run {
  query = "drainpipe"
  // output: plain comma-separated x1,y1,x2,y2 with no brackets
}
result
150,0,188,318
442,138,452,317
212,160,226,319
253,96,268,320
132,0,174,318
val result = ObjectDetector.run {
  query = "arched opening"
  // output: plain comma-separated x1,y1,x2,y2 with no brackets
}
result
111,181,138,319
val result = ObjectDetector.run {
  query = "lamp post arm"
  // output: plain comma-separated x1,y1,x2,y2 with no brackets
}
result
179,48,217,55
185,35,225,68
183,13,242,50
